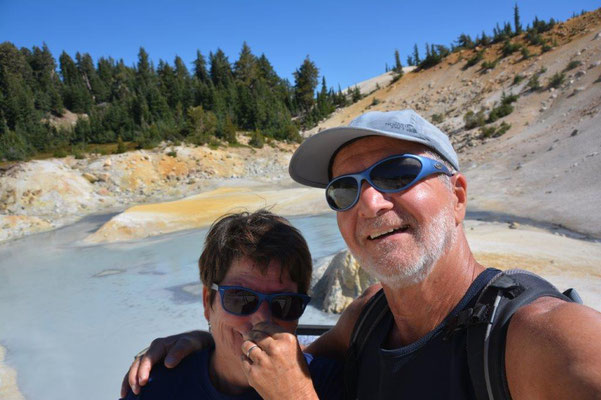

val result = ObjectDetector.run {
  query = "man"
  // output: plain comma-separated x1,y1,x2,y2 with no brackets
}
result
124,110,601,399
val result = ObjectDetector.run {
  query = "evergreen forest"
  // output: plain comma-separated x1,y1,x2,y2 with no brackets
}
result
0,42,350,161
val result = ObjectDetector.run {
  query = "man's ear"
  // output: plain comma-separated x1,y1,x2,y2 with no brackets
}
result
203,285,211,322
451,173,468,224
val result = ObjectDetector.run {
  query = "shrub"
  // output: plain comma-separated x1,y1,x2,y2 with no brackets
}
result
464,109,486,130
488,104,514,123
284,124,302,143
501,92,519,105
350,86,362,102
464,50,484,69
526,32,544,46
0,129,31,161
513,75,525,85
496,121,512,136
220,117,238,144
487,92,518,123
249,130,264,148
371,97,381,106
481,59,497,71
520,47,531,60
479,125,497,138
548,72,565,88
480,122,511,138
528,75,541,91
166,150,177,158
541,43,553,53
115,136,127,154
53,148,68,158
71,143,86,159
431,113,444,124
502,40,521,58
564,60,582,71
390,72,402,83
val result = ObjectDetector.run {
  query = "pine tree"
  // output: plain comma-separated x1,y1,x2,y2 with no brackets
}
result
209,49,233,87
316,76,334,118
193,50,210,83
514,3,523,35
412,44,420,65
173,55,193,110
77,52,108,103
59,51,92,113
234,42,257,85
29,43,64,115
456,34,475,49
135,47,154,91
293,55,319,113
394,49,403,74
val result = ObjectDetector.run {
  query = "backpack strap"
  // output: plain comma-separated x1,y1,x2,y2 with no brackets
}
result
343,288,389,400
466,269,581,400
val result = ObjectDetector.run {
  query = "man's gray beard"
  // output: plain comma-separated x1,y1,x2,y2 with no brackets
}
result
353,206,456,289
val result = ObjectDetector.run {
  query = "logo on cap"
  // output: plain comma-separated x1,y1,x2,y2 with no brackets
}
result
384,122,417,133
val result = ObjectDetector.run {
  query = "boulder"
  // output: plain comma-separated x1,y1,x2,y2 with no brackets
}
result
82,173,98,183
310,249,379,313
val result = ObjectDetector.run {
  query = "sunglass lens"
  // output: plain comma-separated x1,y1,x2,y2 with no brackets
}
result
370,157,422,190
270,295,306,320
222,288,259,315
326,176,359,210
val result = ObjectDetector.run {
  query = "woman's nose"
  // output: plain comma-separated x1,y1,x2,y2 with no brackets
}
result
249,299,272,325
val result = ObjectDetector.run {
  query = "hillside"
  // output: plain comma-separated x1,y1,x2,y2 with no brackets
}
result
306,9,601,239
1,9,601,242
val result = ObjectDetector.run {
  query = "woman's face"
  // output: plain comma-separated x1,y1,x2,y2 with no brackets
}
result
203,256,300,371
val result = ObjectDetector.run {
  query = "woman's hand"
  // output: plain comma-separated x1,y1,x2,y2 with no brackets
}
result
120,330,214,397
241,322,318,400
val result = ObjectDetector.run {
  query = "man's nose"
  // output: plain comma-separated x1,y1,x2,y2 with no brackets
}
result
250,299,272,324
356,181,394,218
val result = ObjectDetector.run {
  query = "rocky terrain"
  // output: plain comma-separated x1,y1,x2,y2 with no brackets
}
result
0,140,296,242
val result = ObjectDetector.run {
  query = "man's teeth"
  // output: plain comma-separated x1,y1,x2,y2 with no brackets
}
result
368,226,408,240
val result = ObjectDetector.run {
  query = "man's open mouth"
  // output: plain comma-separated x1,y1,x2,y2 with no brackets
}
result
368,225,410,240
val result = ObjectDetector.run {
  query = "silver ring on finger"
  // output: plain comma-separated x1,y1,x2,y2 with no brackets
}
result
246,344,259,359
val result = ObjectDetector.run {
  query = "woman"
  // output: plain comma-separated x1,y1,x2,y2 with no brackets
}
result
122,210,341,399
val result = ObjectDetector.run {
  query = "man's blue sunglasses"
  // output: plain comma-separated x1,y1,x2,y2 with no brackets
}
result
325,154,454,212
211,284,311,320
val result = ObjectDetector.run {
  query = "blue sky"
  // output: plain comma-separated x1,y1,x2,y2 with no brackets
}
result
1,0,598,90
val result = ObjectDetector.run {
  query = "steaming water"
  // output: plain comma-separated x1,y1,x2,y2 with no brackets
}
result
0,212,345,400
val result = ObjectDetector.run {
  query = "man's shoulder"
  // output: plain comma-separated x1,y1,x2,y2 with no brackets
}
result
506,297,601,398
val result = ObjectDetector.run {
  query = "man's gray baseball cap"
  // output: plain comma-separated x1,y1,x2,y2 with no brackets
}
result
289,109,460,188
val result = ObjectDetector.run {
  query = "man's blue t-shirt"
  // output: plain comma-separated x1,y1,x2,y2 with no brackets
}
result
123,348,342,400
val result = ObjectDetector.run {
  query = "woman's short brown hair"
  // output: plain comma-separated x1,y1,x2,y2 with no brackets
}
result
199,210,312,304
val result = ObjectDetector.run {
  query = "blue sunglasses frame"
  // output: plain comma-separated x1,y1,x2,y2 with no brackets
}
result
325,153,454,212
211,284,311,320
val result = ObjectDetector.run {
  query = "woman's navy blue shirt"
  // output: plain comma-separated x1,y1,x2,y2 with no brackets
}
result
123,348,342,400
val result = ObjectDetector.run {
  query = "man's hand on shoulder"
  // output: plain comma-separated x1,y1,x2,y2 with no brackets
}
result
120,330,213,397
506,297,601,399
305,283,382,359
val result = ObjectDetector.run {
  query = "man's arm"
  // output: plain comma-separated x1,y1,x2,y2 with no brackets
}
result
506,298,601,399
120,284,381,396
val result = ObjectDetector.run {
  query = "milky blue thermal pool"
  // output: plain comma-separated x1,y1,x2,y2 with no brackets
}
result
0,212,345,400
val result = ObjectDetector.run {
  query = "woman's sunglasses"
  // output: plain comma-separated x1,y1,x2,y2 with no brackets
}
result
211,284,311,321
326,154,454,212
